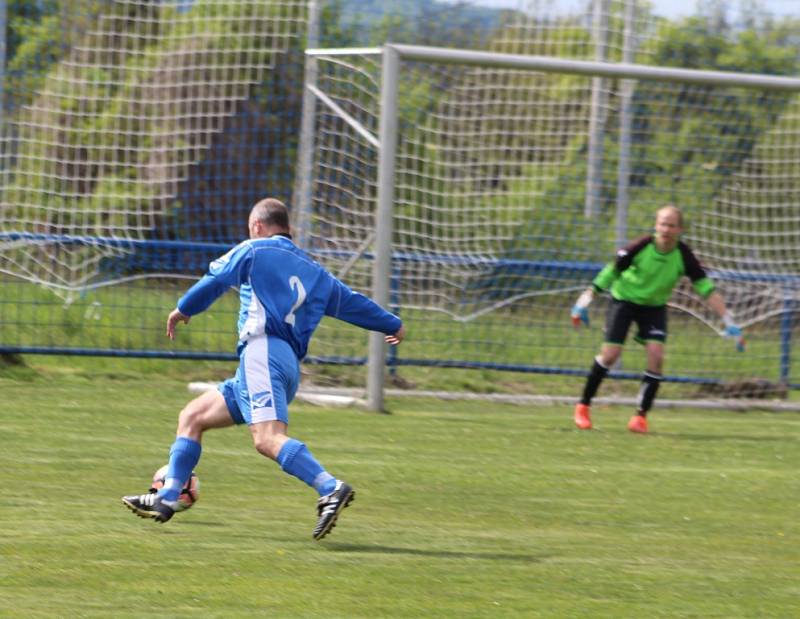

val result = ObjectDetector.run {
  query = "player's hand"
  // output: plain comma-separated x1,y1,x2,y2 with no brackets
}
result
570,305,589,328
166,308,191,340
723,324,745,352
385,325,405,345
570,289,593,328
721,312,745,352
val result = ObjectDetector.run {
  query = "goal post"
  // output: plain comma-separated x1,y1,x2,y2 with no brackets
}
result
297,43,800,411
367,45,401,413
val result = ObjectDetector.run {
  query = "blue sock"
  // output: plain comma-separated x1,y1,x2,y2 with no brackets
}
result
277,439,336,496
158,436,202,502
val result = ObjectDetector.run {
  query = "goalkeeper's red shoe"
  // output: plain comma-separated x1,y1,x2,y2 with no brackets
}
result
627,414,648,434
574,403,592,430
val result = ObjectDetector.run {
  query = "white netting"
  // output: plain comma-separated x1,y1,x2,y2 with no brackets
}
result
496,0,659,61
304,52,383,294
302,16,800,394
2,0,798,395
685,95,800,328
0,0,308,298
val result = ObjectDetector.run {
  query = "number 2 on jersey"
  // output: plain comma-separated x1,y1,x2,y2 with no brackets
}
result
284,275,306,327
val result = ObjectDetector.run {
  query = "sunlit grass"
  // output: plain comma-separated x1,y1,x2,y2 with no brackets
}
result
1,369,798,617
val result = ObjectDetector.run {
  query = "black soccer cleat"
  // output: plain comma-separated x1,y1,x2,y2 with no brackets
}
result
313,481,355,541
121,492,175,523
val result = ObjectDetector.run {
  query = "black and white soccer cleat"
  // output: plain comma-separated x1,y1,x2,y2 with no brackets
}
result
121,492,175,523
313,481,355,541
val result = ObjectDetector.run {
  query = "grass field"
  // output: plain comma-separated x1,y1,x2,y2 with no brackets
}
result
2,362,799,618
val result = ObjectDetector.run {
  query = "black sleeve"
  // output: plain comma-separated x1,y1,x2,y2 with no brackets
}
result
678,242,708,282
614,236,652,272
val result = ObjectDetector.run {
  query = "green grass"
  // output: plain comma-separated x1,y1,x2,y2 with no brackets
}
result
1,368,799,618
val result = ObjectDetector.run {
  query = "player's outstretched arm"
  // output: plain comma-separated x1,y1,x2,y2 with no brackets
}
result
385,325,405,346
325,280,403,342
166,308,191,340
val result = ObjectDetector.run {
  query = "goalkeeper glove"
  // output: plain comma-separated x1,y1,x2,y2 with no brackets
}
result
722,312,745,352
571,289,593,328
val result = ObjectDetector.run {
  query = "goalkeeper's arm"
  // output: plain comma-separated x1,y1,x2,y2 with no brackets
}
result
571,261,617,328
706,291,745,352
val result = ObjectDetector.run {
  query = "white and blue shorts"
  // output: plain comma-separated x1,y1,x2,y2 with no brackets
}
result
219,335,300,425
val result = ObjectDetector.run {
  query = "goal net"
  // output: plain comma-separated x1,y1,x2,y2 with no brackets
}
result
298,44,800,403
0,0,307,294
0,0,308,357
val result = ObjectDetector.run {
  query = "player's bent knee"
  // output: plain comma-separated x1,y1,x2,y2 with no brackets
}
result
251,436,280,461
599,348,622,367
252,441,273,461
177,405,207,437
176,391,231,437
249,421,288,461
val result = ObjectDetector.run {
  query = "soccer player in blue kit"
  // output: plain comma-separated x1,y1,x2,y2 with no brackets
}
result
123,197,405,540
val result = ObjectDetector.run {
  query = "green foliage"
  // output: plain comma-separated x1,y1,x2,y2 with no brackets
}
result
652,16,798,74
2,0,301,243
319,0,363,48
488,12,800,276
5,0,65,104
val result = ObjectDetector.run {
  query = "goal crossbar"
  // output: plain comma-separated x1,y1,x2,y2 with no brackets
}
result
307,44,800,92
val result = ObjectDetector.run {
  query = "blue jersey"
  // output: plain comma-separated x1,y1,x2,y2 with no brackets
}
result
176,234,402,360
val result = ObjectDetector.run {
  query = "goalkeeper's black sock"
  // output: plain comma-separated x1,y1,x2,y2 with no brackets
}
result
580,357,609,405
636,371,662,416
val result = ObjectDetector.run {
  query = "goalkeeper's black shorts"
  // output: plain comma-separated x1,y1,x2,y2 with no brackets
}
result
604,298,667,346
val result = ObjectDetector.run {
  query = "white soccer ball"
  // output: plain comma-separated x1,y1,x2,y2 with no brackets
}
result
149,465,200,511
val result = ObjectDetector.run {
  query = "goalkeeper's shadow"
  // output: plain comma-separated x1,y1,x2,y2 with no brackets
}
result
324,542,550,564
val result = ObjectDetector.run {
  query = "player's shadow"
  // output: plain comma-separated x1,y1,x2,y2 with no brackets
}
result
173,520,227,527
326,542,547,564
436,416,499,426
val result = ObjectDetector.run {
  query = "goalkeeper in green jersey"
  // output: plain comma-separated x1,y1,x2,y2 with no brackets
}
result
570,205,744,433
